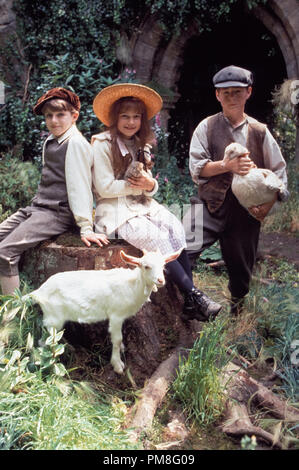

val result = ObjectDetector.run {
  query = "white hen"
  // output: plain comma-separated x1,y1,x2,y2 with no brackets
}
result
223,142,288,212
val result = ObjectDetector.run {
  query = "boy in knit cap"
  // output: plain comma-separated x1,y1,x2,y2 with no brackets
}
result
0,87,108,294
183,65,288,315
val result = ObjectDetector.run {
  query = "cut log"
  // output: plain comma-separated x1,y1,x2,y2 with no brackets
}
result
21,231,142,286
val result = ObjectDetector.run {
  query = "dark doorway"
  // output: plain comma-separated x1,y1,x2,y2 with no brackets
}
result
168,5,287,167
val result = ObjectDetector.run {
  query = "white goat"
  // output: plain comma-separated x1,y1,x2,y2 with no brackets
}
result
25,249,180,374
223,142,288,214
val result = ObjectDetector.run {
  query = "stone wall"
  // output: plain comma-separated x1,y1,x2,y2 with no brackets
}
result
0,0,26,88
131,0,299,124
1,0,298,128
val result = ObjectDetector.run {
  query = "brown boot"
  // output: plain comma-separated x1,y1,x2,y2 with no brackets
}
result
182,288,222,322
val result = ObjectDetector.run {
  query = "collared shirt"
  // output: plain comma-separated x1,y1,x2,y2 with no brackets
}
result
189,114,288,188
41,124,94,236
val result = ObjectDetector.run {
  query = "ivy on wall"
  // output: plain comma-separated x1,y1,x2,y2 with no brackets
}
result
0,0,268,160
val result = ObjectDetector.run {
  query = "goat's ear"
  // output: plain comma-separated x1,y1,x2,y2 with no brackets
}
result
164,250,181,264
120,250,141,267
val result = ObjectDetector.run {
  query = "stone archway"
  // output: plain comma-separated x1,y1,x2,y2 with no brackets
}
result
132,0,299,131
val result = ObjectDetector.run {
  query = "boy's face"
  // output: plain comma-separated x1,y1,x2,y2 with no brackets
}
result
216,87,252,114
44,109,78,138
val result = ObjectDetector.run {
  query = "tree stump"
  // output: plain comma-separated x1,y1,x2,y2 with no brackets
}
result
21,231,193,388
21,231,143,286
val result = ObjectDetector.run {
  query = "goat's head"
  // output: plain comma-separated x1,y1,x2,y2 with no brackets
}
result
224,142,250,161
120,249,181,291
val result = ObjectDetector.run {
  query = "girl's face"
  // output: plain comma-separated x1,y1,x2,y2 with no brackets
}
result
117,105,142,139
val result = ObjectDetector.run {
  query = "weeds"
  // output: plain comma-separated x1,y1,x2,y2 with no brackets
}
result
0,287,140,450
172,318,231,425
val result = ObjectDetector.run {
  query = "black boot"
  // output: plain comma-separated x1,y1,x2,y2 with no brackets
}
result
182,288,222,322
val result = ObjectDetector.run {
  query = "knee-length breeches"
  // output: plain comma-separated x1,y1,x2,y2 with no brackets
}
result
183,189,261,299
0,205,74,276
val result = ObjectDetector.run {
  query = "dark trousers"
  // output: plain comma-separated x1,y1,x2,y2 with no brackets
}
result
183,189,261,299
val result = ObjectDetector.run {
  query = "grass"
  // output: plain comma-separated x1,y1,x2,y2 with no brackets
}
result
0,376,137,450
263,162,299,234
0,164,298,450
2,249,297,449
0,295,140,450
172,318,231,426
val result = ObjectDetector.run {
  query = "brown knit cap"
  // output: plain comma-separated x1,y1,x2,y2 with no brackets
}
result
33,87,81,115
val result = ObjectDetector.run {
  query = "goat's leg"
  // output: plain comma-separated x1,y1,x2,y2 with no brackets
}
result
109,318,125,374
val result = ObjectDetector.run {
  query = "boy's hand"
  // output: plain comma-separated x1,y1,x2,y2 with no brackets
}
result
81,232,110,248
248,193,278,222
224,155,255,176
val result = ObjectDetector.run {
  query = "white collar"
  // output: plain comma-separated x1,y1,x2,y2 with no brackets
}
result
46,124,79,144
117,135,140,157
117,137,129,157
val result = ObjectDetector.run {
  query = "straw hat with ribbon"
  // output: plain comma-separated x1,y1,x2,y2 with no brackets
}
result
93,83,163,126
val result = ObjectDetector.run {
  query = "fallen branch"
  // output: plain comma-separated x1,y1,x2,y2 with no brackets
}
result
221,402,284,449
126,332,194,442
220,362,299,448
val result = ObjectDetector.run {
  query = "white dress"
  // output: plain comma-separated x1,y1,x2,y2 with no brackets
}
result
92,133,186,256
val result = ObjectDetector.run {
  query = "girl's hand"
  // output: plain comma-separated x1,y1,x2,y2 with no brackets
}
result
127,170,155,192
81,232,110,248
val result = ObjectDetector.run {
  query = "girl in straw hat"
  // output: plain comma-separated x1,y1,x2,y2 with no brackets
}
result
91,83,222,321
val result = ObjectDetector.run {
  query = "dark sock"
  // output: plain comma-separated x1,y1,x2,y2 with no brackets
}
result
177,249,193,281
165,258,194,293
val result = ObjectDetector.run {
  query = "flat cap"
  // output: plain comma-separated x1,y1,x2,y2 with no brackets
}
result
33,87,81,115
213,65,253,88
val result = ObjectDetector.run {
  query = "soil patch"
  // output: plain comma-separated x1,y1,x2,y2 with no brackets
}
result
258,231,299,266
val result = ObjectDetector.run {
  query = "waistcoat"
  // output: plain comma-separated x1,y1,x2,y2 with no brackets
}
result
199,112,266,213
32,138,70,210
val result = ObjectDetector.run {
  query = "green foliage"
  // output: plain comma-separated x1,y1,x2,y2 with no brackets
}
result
0,0,270,161
0,154,40,218
241,435,257,450
0,290,139,450
272,108,296,162
35,52,120,139
14,0,119,62
172,319,231,425
145,0,268,35
236,283,299,401
0,0,128,159
152,115,194,208
262,162,299,234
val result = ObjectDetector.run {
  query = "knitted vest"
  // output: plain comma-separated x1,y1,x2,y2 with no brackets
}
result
32,138,70,210
199,112,266,212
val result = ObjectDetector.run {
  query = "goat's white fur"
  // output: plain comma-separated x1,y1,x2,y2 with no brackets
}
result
223,142,287,212
25,249,180,374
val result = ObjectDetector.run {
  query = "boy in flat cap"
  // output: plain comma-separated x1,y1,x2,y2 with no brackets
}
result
183,65,288,314
0,87,108,294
